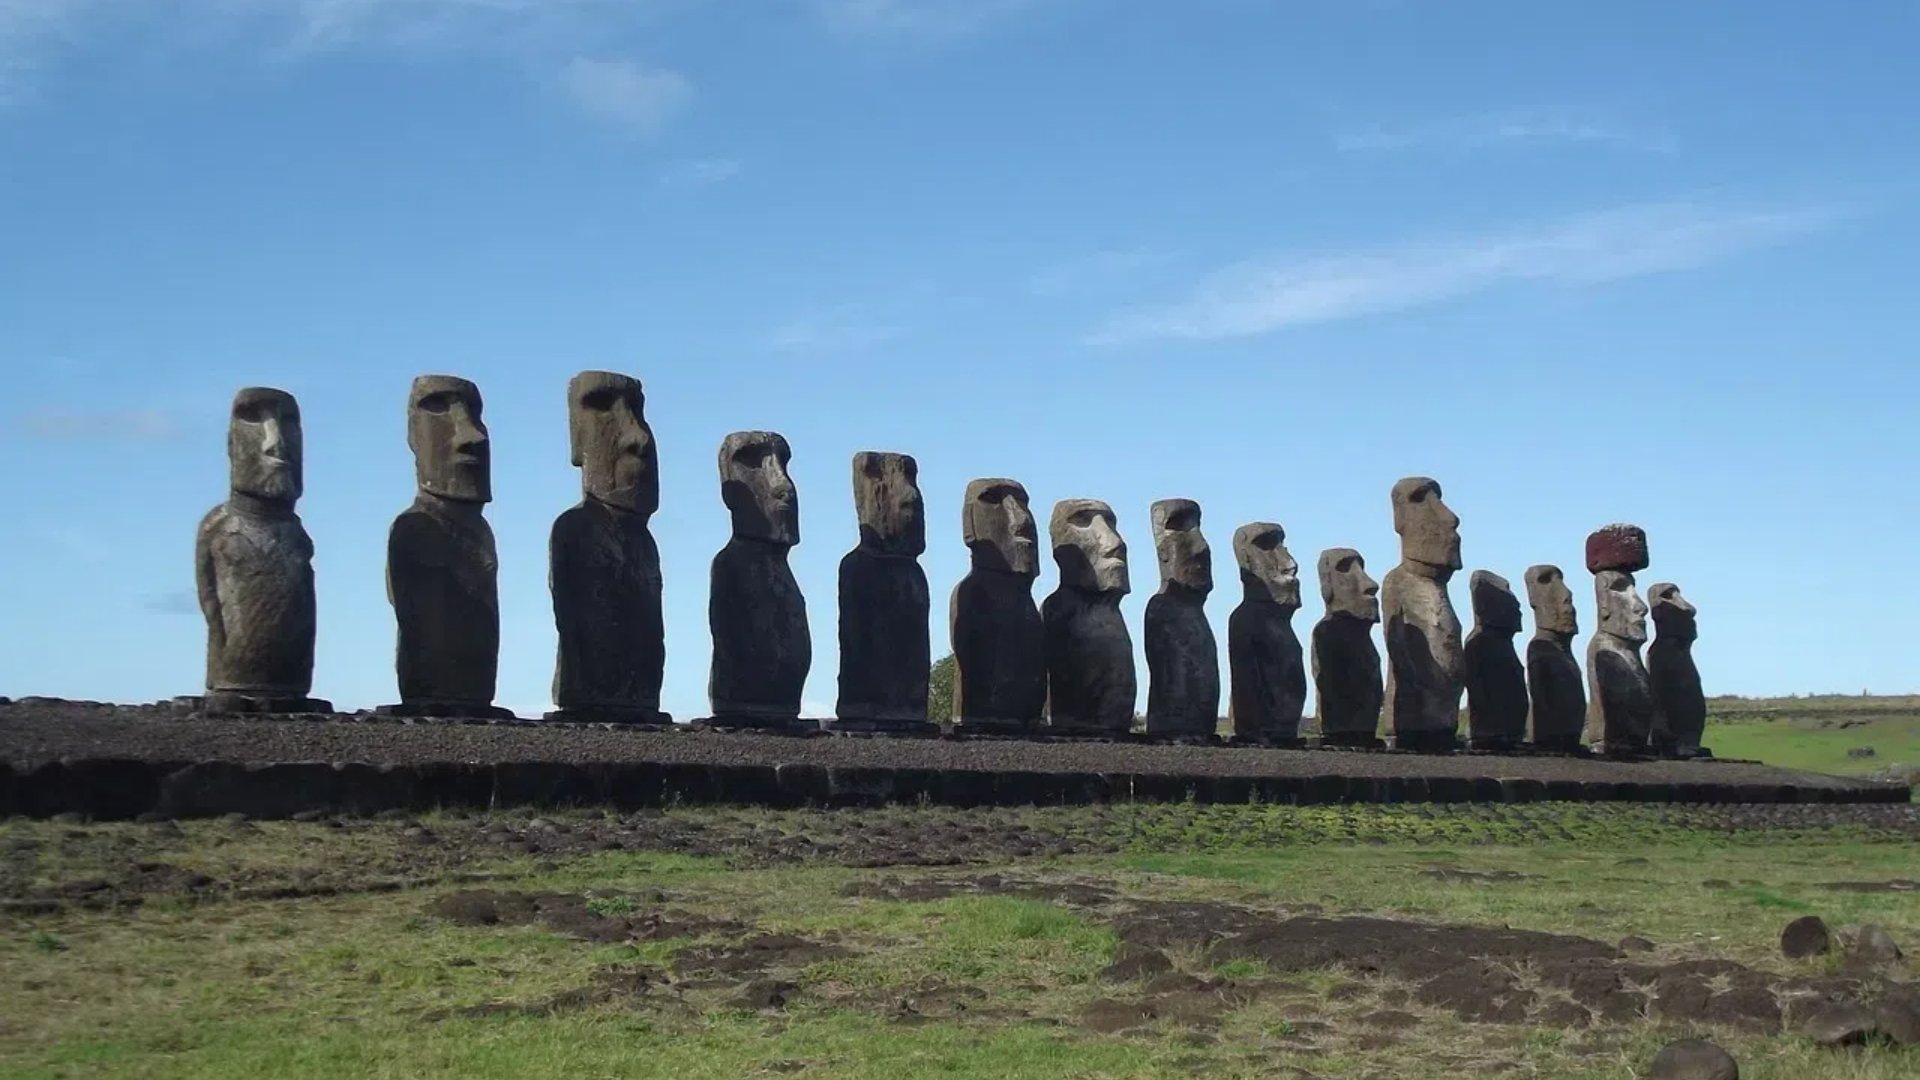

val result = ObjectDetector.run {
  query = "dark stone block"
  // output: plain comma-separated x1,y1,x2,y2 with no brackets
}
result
659,762,723,806
934,769,996,808
410,762,502,811
1501,777,1546,803
772,763,830,806
1543,779,1584,802
714,765,790,808
1300,774,1349,804
1428,776,1474,803
490,762,599,809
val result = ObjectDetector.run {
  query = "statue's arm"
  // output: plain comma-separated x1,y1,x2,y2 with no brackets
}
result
195,512,223,647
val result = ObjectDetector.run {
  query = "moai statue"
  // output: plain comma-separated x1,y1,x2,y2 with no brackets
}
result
831,451,933,734
1042,499,1135,735
1524,564,1586,752
195,387,330,714
384,376,512,719
1381,477,1465,752
1463,570,1527,751
707,431,810,730
1144,499,1220,740
546,371,668,726
949,478,1046,732
1584,525,1658,755
1227,523,1306,745
1312,548,1383,747
1648,583,1709,758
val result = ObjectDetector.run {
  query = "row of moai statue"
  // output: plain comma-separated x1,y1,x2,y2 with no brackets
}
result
196,375,1706,755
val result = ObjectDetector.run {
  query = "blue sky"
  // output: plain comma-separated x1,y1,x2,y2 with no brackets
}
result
1,1,1915,717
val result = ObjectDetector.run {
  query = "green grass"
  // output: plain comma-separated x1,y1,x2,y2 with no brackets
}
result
1705,709,1920,776
3,806,1917,1079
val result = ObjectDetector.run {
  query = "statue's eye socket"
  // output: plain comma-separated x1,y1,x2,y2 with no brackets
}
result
417,393,452,415
1251,531,1280,551
582,389,618,411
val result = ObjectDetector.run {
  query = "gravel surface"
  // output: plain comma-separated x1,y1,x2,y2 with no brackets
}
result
1,699,1901,795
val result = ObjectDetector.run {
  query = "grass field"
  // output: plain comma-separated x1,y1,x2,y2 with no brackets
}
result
3,800,1916,1079
1704,695,1920,776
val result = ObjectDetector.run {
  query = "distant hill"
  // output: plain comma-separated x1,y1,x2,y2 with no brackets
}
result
1706,694,1920,778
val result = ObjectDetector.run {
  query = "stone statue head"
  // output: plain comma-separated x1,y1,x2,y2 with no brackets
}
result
228,386,303,505
1469,570,1522,633
1050,498,1129,594
568,370,657,516
962,478,1039,577
1594,570,1649,643
1390,476,1462,573
1233,522,1299,610
1525,564,1578,637
719,430,798,545
1150,498,1212,596
852,451,924,557
1318,547,1379,623
407,375,491,504
1648,582,1698,643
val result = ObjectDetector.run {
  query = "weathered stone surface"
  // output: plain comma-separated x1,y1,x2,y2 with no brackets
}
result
1228,523,1305,743
1874,986,1920,1044
950,479,1045,732
547,372,668,726
1586,523,1650,574
196,387,330,715
1381,478,1464,752
1312,548,1383,746
1781,915,1833,959
833,452,932,733
1144,499,1218,739
386,376,509,718
1463,570,1527,750
1043,499,1134,735
1648,582,1705,757
1586,561,1656,754
1648,1039,1739,1080
708,431,809,729
1797,1000,1877,1047
1524,564,1585,751
1847,924,1904,967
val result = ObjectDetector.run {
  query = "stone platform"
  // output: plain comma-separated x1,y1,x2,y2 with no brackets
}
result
0,700,1906,820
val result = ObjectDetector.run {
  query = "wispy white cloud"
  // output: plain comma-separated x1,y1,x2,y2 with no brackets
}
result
13,406,181,440
1093,201,1849,344
657,155,741,187
1336,109,1672,155
814,0,1045,39
1025,247,1165,298
0,1,680,102
766,304,903,353
558,55,689,132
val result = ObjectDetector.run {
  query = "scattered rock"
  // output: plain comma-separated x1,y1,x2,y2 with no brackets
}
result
1648,1038,1738,1080
1619,935,1656,954
1847,747,1876,759
732,979,799,1011
1100,947,1174,983
1846,924,1902,967
1797,1000,1877,1047
1781,916,1832,960
1872,987,1920,1045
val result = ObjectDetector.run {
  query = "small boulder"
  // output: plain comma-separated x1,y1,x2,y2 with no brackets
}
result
1872,987,1920,1045
1619,935,1657,954
1847,924,1903,966
1648,1039,1738,1080
1781,916,1832,960
1797,1000,1877,1047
